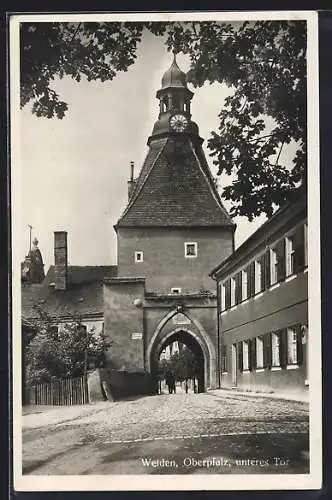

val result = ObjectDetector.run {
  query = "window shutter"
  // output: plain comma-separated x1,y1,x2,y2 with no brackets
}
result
235,272,242,304
249,261,255,297
264,249,271,288
238,341,243,372
296,325,303,365
221,344,227,372
293,226,305,273
260,255,266,291
263,332,272,369
246,266,251,297
279,329,288,368
225,279,231,309
276,239,286,282
249,339,256,371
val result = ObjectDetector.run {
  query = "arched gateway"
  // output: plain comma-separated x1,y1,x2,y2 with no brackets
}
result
102,55,235,398
147,310,216,392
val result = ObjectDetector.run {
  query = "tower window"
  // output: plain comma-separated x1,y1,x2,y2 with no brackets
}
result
185,242,197,258
135,251,143,263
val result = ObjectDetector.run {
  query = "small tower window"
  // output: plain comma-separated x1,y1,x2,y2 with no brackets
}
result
135,251,143,263
185,242,198,258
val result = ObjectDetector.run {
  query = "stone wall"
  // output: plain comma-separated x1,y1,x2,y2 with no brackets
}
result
103,278,146,372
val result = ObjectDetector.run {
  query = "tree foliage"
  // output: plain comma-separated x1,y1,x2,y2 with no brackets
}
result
26,307,110,384
161,346,198,382
20,20,307,219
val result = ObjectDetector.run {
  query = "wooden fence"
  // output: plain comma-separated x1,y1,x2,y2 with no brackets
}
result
26,376,89,405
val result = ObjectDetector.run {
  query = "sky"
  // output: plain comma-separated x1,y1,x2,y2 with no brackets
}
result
19,27,271,271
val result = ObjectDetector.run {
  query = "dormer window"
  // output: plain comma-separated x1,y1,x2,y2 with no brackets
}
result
135,251,143,263
171,287,182,294
185,242,197,258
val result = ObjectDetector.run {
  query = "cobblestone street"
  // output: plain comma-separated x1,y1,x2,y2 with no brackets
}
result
22,391,309,475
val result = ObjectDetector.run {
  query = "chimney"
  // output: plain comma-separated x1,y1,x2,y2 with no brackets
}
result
54,231,68,290
127,161,136,200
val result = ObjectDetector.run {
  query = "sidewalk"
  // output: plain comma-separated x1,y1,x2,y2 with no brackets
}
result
22,401,111,429
208,387,309,404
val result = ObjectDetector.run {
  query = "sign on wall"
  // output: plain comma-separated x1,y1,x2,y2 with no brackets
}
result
131,332,143,340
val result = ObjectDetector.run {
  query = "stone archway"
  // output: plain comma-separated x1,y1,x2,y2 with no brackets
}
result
147,310,217,392
150,328,206,392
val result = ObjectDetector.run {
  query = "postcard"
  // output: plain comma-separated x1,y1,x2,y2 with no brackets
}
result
10,10,321,491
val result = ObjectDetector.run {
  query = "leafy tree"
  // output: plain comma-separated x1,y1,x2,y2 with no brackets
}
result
26,307,110,384
20,20,306,219
162,346,198,382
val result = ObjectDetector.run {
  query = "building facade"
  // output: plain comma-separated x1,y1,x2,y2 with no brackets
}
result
210,194,308,397
103,55,235,397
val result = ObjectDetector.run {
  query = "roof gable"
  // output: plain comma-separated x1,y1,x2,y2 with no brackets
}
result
118,137,234,228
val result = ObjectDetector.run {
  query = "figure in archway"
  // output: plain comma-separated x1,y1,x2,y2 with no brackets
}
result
165,371,175,394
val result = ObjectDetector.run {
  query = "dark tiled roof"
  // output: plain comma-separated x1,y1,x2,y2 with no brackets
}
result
44,265,117,286
22,265,117,321
117,137,234,228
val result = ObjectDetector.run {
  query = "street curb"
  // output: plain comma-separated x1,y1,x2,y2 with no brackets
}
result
207,389,309,405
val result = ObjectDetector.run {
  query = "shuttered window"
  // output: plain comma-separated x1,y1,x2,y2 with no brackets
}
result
263,332,272,369
255,260,262,294
230,277,236,307
235,272,242,305
242,341,250,371
279,329,288,368
285,225,306,276
271,332,281,367
287,327,298,365
220,283,226,311
292,225,305,273
249,261,255,297
264,249,271,288
287,325,303,366
285,236,295,276
225,279,231,309
242,269,248,300
256,337,264,369
238,341,243,372
249,339,257,371
270,240,286,284
270,248,278,284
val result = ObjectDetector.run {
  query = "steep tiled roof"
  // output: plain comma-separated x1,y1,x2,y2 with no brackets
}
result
117,137,234,228
22,265,117,321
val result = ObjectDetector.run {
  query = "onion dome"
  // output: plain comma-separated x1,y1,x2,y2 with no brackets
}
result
161,53,188,89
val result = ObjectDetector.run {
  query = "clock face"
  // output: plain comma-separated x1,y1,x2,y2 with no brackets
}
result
170,114,188,132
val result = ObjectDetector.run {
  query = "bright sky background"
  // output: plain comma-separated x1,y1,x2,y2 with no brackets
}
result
20,27,272,271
